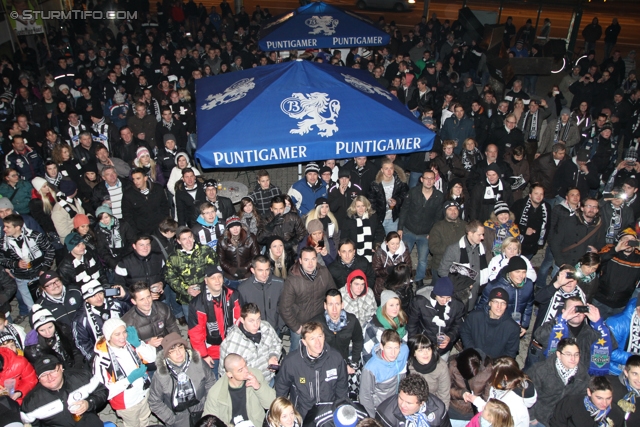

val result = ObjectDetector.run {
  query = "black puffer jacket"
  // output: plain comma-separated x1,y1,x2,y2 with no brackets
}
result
217,229,261,280
238,274,286,331
407,294,466,354
114,251,165,289
91,179,132,211
0,269,16,318
20,368,108,427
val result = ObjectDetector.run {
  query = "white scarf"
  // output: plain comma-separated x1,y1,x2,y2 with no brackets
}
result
555,357,578,385
627,311,640,354
483,179,504,201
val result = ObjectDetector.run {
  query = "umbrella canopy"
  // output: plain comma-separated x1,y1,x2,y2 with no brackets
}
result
195,60,434,169
258,2,390,51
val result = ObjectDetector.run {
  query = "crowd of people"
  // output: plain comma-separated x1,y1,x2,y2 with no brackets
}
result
0,1,637,427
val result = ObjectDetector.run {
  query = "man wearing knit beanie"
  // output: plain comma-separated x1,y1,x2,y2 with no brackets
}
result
460,284,521,358
408,277,465,358
477,255,534,335
287,162,327,215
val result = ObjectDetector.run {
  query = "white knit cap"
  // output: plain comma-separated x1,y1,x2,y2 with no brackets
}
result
31,177,47,192
102,318,126,342
30,304,55,331
81,279,105,300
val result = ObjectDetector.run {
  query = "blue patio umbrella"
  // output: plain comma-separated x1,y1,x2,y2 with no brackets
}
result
195,60,434,169
258,2,390,51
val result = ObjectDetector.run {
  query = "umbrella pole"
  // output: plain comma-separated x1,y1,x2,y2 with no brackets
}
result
298,163,302,181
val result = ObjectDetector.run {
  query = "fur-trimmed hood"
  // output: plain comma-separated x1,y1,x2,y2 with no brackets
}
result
156,349,201,375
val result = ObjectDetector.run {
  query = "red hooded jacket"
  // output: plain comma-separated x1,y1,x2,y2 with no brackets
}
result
0,347,37,404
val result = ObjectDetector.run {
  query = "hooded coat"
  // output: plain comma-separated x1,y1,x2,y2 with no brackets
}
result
340,269,377,327
360,343,409,417
372,240,412,300
148,350,217,427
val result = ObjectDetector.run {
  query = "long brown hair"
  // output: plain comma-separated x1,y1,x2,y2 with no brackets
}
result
490,356,530,394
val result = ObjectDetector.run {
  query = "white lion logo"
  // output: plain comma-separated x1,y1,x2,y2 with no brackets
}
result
342,74,393,100
305,15,339,36
281,93,340,137
201,78,256,110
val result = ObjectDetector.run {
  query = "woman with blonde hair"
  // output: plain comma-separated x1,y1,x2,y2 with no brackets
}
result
342,195,385,262
133,146,166,187
263,397,302,427
483,202,522,259
466,398,513,427
305,197,339,241
512,98,525,123
486,237,537,282
177,88,192,102
362,290,408,364
369,158,409,235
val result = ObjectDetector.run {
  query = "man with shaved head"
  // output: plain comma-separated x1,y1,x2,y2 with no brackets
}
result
203,354,275,426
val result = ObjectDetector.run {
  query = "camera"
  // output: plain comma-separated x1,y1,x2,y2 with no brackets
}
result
627,240,640,247
565,271,582,280
317,240,325,248
104,288,121,298
575,305,590,313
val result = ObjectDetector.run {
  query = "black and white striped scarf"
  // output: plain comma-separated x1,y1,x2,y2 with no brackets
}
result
518,197,548,245
554,119,572,143
355,215,374,262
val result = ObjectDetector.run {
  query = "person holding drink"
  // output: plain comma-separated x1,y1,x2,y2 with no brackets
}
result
21,355,109,427
93,318,157,427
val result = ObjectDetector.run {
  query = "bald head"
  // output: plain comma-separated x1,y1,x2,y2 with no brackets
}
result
223,353,244,372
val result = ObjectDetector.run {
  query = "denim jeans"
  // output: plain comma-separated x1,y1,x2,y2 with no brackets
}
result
382,217,398,235
181,303,190,322
164,286,184,319
409,172,423,189
402,229,429,281
592,298,626,320
290,330,301,352
536,247,558,289
15,278,34,316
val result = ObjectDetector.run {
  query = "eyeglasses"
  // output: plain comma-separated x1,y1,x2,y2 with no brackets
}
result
169,344,185,354
559,352,580,359
44,279,61,288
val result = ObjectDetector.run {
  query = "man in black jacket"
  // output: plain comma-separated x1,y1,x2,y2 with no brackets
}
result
398,170,444,288
121,281,180,354
526,337,591,427
238,255,285,332
311,289,363,374
35,270,81,328
202,179,235,223
344,157,377,197
407,277,465,357
375,374,451,427
460,287,521,358
550,376,624,427
327,239,375,289
258,196,306,258
511,183,551,258
122,168,170,234
327,168,363,226
21,356,109,427
275,321,349,419
174,169,205,227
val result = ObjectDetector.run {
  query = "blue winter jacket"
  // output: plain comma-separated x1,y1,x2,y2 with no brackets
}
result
288,178,327,216
476,273,535,329
605,297,638,376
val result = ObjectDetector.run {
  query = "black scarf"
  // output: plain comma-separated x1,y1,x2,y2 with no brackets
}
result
518,197,548,245
167,351,198,412
204,288,232,346
411,355,438,375
239,323,262,344
299,264,317,282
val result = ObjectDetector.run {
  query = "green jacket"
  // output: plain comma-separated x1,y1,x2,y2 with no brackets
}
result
202,366,275,427
165,243,217,305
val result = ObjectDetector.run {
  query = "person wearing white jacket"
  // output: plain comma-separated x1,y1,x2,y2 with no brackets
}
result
93,318,157,427
465,357,537,427
486,236,537,282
